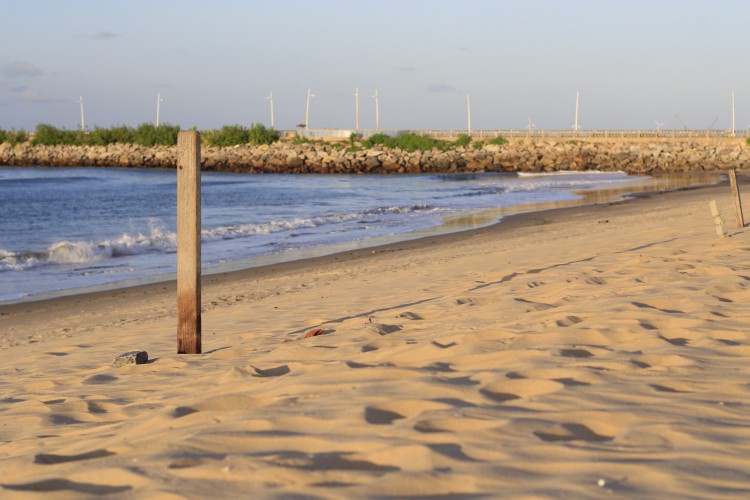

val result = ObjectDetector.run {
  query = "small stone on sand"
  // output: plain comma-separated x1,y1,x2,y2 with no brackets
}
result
303,328,326,339
113,351,148,367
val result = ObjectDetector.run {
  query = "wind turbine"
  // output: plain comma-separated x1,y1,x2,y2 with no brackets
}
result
156,92,163,127
572,91,581,132
731,90,736,137
675,115,688,130
76,95,85,132
527,117,536,137
267,91,274,128
354,87,360,131
372,89,379,130
305,88,314,130
655,120,665,132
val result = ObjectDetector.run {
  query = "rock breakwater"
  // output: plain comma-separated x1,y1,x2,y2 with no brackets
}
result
1,140,748,174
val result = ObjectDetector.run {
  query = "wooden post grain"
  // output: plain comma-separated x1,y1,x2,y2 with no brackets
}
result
177,131,201,354
728,169,744,229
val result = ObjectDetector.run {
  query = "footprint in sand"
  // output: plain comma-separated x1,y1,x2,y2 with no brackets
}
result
34,449,115,465
251,364,292,377
559,347,594,358
480,378,564,404
631,301,684,314
514,298,556,311
83,374,118,385
414,416,502,434
507,368,595,388
365,323,403,336
583,276,607,285
173,394,275,418
657,334,689,347
533,422,614,443
364,400,451,425
455,297,481,306
556,316,584,327
1,479,132,495
650,384,692,393
398,312,424,320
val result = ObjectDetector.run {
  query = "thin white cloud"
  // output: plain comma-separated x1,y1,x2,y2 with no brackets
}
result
22,89,60,103
425,83,458,93
93,31,118,39
2,61,43,79
1,82,26,92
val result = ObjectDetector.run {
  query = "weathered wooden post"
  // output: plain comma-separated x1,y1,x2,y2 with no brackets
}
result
728,169,745,229
177,131,201,354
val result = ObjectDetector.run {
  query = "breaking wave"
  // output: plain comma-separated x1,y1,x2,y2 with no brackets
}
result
0,204,437,272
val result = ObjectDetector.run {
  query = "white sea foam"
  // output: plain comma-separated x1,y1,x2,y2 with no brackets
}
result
200,205,436,242
0,205,438,273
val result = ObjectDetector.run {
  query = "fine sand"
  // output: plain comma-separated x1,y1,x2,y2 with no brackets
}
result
2,181,750,498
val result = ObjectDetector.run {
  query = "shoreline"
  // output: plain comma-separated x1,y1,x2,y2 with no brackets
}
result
0,175,731,349
0,170,724,308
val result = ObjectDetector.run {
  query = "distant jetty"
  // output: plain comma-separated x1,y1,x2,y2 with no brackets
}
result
1,138,749,174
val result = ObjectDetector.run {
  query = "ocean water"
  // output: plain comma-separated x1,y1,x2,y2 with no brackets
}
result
0,167,652,303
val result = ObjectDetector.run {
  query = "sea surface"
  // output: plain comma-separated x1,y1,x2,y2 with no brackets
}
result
0,166,682,303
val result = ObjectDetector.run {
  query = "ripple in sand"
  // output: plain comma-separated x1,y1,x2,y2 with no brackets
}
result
365,407,406,425
365,400,451,425
1,479,131,494
83,374,118,385
263,451,400,472
252,364,291,377
34,449,115,464
480,379,564,404
414,416,503,433
560,348,594,358
533,423,614,443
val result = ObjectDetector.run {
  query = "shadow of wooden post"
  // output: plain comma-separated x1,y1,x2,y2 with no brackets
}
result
177,131,201,354
729,169,745,229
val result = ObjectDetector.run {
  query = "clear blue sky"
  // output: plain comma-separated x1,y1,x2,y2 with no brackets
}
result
1,0,748,131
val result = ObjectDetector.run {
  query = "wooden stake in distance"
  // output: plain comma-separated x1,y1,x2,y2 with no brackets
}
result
709,199,727,238
177,131,201,354
728,169,745,229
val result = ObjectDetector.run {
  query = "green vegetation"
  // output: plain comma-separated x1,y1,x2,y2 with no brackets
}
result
291,134,309,145
131,123,180,146
27,123,180,146
746,137,750,147
86,125,138,145
32,124,84,146
0,129,29,146
203,125,248,147
0,124,506,151
361,133,486,152
246,123,280,145
453,133,472,147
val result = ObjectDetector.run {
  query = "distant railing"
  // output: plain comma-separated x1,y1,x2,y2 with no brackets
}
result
412,129,750,139
280,129,750,140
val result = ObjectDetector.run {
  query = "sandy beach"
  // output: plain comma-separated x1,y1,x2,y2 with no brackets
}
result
2,180,750,498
